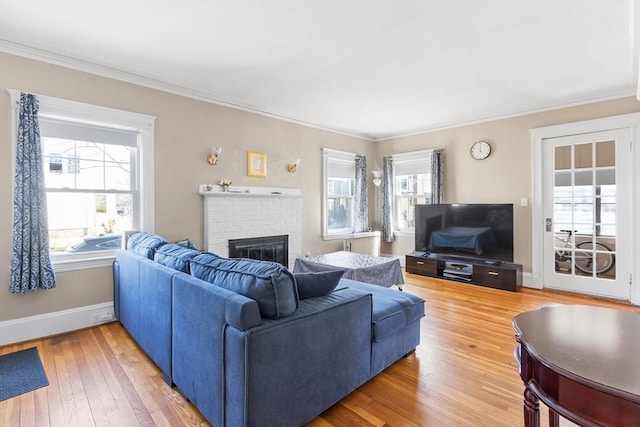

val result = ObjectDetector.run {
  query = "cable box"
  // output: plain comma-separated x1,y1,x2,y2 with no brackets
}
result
444,261,472,275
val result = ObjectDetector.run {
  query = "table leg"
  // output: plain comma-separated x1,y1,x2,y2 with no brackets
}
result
523,385,540,427
549,409,560,427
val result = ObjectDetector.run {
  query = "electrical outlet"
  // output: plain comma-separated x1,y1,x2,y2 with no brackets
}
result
93,312,114,324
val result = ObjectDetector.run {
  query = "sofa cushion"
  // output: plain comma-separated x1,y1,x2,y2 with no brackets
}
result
294,270,345,299
341,279,425,342
190,255,298,319
154,243,201,273
127,232,168,259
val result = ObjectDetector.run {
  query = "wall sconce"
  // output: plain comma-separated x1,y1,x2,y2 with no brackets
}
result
372,170,382,187
287,158,300,173
207,147,222,165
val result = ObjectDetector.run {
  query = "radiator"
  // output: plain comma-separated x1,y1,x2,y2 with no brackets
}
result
343,232,381,256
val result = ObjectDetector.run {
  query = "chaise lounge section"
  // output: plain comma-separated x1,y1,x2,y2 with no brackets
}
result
113,232,425,427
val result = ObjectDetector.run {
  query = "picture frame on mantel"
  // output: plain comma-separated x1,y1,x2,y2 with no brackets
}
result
247,151,267,178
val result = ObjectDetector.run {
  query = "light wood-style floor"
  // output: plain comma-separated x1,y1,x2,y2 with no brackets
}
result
2,273,638,427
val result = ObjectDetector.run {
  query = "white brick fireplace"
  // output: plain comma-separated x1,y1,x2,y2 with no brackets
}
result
199,185,302,268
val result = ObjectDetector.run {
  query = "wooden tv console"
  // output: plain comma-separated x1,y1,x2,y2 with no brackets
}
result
405,252,522,292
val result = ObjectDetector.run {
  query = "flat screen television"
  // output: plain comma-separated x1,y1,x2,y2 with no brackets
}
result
415,203,514,263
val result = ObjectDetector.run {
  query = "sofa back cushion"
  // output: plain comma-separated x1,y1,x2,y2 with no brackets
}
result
127,232,168,259
190,255,298,319
154,243,201,273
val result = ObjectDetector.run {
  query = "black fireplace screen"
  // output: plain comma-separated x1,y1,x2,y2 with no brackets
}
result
228,235,289,267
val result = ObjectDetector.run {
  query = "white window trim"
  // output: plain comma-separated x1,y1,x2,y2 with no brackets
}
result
391,149,437,236
322,147,357,238
8,89,155,271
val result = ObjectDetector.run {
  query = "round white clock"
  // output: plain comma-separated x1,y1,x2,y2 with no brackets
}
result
470,140,491,160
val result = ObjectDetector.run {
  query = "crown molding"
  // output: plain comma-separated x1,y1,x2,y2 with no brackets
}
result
372,87,638,142
0,39,373,141
1,38,637,142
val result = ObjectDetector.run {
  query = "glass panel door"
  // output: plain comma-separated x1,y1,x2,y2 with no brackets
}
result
543,130,630,300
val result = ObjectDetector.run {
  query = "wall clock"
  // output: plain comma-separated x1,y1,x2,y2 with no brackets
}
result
470,140,492,160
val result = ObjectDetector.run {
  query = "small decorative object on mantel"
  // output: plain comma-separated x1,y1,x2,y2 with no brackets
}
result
218,179,232,192
247,151,267,178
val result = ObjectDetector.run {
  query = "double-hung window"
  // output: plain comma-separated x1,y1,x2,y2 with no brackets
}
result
323,148,356,236
393,150,436,234
9,91,155,271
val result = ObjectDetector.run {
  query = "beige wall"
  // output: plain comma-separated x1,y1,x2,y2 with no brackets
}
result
377,96,640,270
1,51,638,325
0,52,372,322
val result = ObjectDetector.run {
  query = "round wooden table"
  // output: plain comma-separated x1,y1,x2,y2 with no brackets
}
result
513,305,640,427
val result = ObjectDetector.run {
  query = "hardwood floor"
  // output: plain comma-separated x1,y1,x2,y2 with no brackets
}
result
2,273,637,427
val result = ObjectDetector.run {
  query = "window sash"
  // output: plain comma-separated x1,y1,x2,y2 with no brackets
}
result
391,149,437,233
327,195,354,233
394,173,432,231
323,148,356,237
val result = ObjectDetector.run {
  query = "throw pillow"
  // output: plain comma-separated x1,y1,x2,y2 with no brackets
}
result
295,270,345,299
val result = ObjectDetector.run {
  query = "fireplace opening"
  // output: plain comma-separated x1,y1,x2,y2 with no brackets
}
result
228,235,289,267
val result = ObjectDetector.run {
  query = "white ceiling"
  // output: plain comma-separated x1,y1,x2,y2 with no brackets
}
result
1,1,638,140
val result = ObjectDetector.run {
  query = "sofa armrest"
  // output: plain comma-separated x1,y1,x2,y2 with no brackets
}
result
224,287,373,427
172,273,262,332
171,273,263,427
224,292,263,331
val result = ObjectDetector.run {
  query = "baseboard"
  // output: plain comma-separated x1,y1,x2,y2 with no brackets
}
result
0,302,115,347
380,253,402,262
521,272,539,289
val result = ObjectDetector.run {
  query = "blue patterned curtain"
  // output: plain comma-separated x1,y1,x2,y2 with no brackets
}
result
353,154,368,232
431,149,444,203
10,93,56,293
381,156,395,243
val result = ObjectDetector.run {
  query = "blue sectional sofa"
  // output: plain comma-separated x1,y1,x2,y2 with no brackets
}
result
113,232,425,427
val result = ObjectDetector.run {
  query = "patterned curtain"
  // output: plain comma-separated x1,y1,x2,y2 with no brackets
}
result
431,149,444,203
10,93,56,293
353,154,368,232
381,156,395,243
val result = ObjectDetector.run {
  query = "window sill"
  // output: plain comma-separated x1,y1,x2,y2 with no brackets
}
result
394,230,414,238
51,251,117,272
323,230,381,241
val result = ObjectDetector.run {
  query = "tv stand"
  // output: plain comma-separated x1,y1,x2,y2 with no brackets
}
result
405,252,522,292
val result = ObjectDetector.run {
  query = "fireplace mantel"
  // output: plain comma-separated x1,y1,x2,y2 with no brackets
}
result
199,184,301,197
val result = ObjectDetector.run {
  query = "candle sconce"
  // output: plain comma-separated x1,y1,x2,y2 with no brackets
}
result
372,170,382,187
287,158,301,173
207,147,222,165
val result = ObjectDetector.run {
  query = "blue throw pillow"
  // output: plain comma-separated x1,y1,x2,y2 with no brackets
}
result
127,232,168,259
154,243,201,273
294,270,345,299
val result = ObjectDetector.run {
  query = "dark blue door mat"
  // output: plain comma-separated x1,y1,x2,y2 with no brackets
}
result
0,347,49,401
